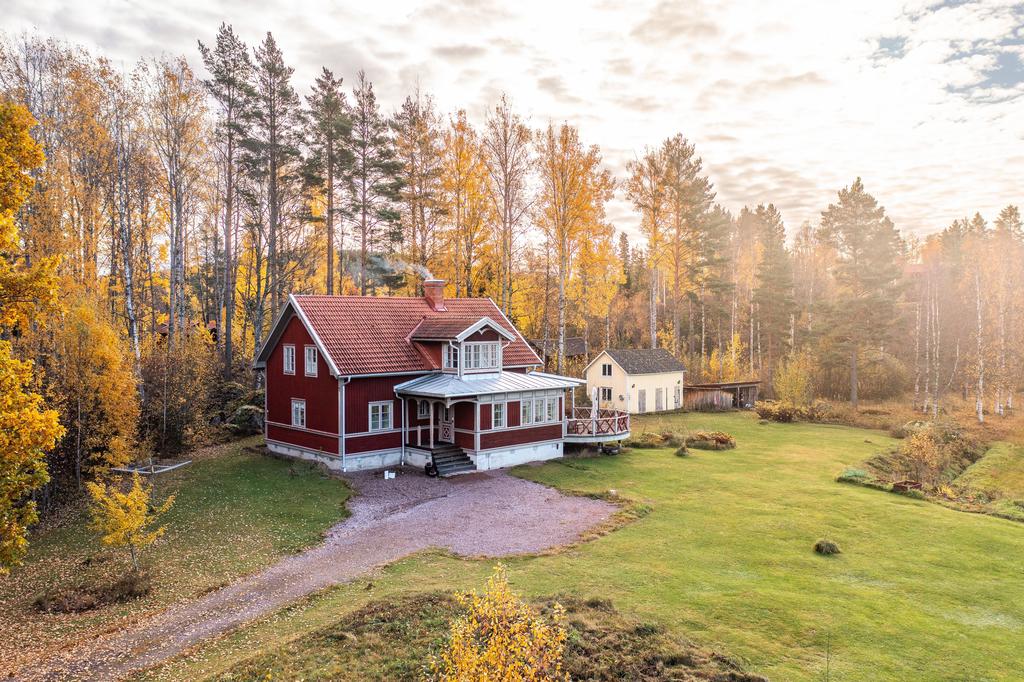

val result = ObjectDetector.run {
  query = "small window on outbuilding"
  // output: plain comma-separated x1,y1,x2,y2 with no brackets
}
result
283,345,296,375
601,363,612,376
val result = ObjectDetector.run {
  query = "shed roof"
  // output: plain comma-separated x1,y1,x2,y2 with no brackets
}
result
598,348,686,375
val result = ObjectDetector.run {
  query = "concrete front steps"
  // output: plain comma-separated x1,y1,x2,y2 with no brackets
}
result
431,444,476,477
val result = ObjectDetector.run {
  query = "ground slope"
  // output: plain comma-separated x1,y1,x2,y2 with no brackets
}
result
139,413,1024,682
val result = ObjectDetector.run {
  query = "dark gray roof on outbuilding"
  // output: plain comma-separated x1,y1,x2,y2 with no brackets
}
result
603,348,686,375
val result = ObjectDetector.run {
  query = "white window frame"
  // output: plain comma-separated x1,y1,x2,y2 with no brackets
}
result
290,398,306,428
369,401,393,432
600,387,613,402
463,342,500,370
444,344,459,370
546,397,557,422
492,402,506,429
417,400,430,419
283,345,296,375
520,399,532,425
304,345,318,377
533,397,545,423
601,363,612,377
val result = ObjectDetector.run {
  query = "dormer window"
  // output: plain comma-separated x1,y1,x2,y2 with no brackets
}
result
464,342,500,370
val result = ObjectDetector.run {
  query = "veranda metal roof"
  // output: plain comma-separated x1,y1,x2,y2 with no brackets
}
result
394,371,583,399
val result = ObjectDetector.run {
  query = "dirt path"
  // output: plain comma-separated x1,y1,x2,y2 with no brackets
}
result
18,468,616,681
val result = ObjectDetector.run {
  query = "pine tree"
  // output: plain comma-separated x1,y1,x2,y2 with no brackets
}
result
199,23,254,376
305,67,352,295
819,178,903,407
243,32,303,318
349,70,401,294
392,88,444,286
752,203,795,385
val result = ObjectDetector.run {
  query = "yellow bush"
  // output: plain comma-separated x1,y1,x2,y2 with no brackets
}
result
432,565,568,681
86,472,175,572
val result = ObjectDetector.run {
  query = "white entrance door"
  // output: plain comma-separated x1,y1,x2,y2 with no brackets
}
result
439,406,454,443
637,389,646,413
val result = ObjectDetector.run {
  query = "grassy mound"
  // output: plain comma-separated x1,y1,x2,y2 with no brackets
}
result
213,592,765,682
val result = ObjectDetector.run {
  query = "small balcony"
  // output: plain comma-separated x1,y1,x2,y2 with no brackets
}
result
564,407,630,443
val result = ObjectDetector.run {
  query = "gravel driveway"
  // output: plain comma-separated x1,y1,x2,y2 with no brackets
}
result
19,467,616,681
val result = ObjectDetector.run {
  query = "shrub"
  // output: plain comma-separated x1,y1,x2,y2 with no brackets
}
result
814,539,841,556
674,446,689,457
755,399,829,423
869,421,984,488
773,351,815,406
626,432,665,449
685,431,736,450
660,432,686,448
432,565,568,681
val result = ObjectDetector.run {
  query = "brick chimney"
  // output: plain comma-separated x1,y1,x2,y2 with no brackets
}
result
423,279,447,312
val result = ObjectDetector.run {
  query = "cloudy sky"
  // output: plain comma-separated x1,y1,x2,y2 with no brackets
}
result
7,0,1023,240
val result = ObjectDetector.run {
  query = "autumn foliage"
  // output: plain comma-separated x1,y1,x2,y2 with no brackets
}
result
432,565,569,682
86,472,175,571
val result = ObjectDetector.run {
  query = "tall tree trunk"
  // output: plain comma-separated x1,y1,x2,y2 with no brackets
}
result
649,266,657,349
975,271,985,423
326,138,335,295
850,346,859,408
224,130,235,378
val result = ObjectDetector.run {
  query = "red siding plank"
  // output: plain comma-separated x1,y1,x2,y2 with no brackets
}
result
480,424,561,449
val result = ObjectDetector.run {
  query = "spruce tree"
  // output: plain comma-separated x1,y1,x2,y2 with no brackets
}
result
819,178,903,407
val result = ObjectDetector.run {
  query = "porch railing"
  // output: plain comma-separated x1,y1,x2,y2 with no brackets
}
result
565,407,630,438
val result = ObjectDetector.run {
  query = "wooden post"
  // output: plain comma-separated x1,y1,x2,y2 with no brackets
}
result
428,401,434,449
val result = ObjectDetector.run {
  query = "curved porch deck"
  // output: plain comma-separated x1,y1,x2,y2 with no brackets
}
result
564,407,630,443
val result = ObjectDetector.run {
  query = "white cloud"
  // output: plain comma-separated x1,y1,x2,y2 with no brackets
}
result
5,0,1023,240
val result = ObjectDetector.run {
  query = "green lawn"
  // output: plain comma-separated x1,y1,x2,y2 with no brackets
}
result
955,442,1024,521
138,413,1024,682
0,437,350,676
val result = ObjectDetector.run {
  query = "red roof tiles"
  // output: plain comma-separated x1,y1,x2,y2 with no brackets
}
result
292,295,541,376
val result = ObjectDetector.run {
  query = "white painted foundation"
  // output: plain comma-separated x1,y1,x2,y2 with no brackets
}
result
266,440,401,472
470,440,563,470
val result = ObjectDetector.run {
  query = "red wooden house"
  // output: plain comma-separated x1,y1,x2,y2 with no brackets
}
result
254,280,629,475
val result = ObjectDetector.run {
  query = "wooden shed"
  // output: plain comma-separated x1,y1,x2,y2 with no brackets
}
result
685,381,760,411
